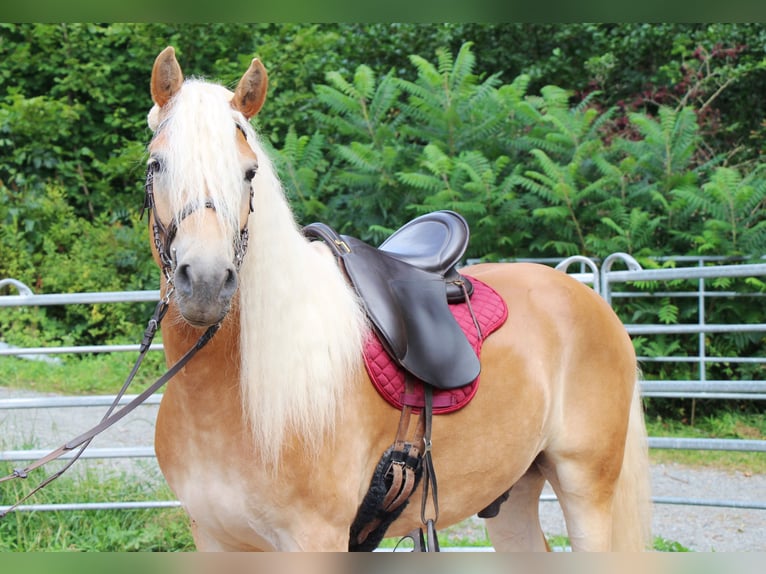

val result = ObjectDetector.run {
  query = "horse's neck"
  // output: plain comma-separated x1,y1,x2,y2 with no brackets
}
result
242,182,364,352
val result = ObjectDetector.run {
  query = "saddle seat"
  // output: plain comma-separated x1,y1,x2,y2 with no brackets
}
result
303,210,480,389
378,211,473,300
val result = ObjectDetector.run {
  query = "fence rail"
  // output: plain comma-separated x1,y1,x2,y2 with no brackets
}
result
2,254,765,516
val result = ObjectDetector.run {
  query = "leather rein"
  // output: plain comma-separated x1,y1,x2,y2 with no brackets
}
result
0,159,255,518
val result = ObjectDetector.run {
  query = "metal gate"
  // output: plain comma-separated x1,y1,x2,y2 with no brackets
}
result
2,254,765,515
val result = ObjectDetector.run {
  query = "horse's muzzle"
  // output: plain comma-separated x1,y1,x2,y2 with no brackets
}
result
173,258,238,327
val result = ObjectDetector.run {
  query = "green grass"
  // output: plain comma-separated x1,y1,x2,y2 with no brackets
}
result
653,537,691,552
646,413,766,474
0,353,167,396
0,467,194,552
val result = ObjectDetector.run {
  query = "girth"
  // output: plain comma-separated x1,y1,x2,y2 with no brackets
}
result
303,210,480,389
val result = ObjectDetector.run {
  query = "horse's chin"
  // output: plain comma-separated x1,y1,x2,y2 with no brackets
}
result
177,301,231,329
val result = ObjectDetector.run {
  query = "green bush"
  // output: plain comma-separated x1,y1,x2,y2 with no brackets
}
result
0,183,155,347
1,26,764,420
283,42,766,262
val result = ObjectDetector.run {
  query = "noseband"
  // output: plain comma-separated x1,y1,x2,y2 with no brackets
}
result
142,158,254,281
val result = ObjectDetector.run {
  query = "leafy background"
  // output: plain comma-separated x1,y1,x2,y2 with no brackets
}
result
1,23,765,419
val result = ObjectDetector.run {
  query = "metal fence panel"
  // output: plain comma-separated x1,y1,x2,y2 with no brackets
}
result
2,258,764,515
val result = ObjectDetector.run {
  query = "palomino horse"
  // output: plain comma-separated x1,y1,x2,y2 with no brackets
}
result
146,47,651,551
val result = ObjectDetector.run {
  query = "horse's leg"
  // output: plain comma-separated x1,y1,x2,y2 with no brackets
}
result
537,452,620,552
485,462,550,552
541,385,651,552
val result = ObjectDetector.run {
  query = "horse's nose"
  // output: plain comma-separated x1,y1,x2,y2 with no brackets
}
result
173,258,238,326
175,261,238,300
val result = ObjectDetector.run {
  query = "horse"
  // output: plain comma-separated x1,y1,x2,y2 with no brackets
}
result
144,46,652,552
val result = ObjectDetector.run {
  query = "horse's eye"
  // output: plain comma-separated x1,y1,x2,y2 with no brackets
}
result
244,167,258,182
149,157,165,173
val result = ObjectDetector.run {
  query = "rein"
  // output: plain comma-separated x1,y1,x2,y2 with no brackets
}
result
0,157,254,516
0,290,220,518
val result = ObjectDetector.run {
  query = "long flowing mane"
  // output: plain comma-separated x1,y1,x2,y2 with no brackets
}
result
238,135,368,464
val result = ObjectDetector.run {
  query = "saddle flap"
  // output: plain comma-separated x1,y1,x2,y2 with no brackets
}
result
389,277,481,388
342,237,480,389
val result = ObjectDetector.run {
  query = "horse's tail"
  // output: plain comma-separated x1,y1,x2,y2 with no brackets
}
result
611,375,653,551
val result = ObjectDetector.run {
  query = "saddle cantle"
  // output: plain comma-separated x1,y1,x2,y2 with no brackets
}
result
303,210,480,389
379,210,473,302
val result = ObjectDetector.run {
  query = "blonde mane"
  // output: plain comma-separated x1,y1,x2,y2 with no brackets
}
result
148,80,251,249
238,135,368,464
153,78,368,464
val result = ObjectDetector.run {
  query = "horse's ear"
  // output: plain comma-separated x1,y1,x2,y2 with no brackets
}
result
151,46,184,108
232,58,268,119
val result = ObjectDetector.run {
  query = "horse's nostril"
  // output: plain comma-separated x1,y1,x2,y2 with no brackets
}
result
222,266,238,296
175,263,193,295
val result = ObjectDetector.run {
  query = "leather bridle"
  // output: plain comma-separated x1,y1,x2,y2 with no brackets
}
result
142,152,255,282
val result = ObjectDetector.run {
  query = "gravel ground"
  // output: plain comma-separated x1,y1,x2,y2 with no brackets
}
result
1,386,764,552
540,462,766,552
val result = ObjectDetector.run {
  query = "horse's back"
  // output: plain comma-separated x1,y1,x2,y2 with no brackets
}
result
466,261,634,375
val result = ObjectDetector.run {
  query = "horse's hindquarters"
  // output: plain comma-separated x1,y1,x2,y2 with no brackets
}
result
384,262,646,550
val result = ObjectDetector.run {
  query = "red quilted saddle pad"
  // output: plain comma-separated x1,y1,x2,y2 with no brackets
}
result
363,276,508,414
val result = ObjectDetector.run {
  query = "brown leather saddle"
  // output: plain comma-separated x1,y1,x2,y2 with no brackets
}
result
303,210,480,389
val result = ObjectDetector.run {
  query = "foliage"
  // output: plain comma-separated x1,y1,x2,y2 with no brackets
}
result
673,166,766,255
291,41,765,262
1,24,765,423
0,182,156,347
